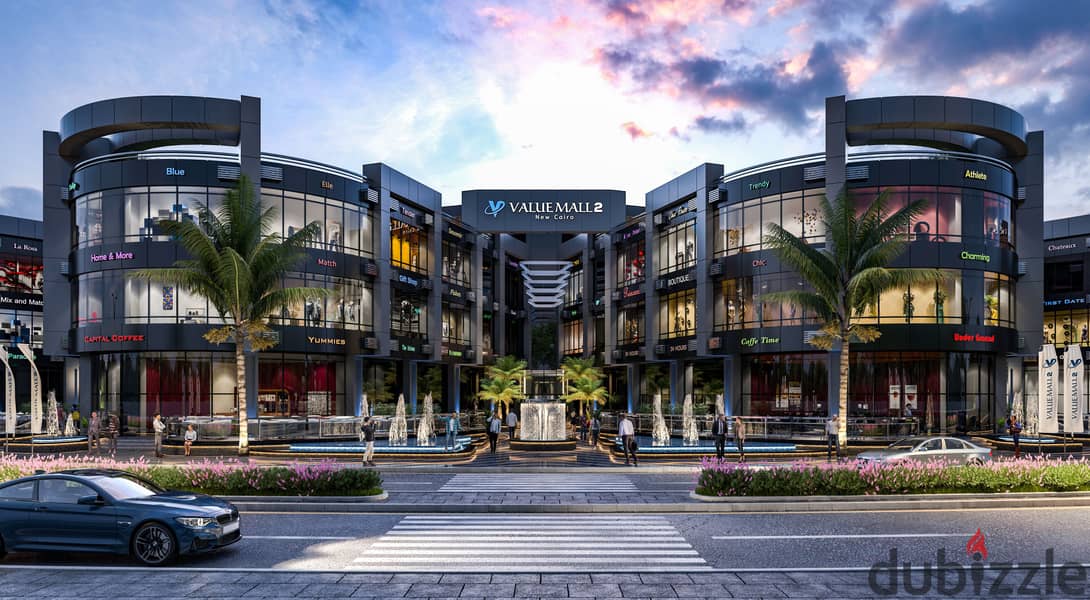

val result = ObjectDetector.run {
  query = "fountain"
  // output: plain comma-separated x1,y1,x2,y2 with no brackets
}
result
361,393,370,418
715,393,724,417
416,392,434,447
389,393,408,446
45,391,59,437
64,411,77,437
520,402,566,441
652,393,670,446
682,393,699,446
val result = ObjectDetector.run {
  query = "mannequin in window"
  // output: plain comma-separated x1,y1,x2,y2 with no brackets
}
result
336,299,346,322
1082,324,1088,344
685,240,695,263
674,306,683,334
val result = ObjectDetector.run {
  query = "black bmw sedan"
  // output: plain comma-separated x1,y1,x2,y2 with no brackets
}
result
0,469,240,565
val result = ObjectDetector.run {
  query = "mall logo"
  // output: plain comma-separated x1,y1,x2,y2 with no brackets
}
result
484,200,506,217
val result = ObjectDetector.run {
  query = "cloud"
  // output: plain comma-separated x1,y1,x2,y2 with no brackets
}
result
621,121,652,140
0,186,41,220
693,114,746,134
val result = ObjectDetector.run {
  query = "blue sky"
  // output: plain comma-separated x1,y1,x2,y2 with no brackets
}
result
2,0,1089,220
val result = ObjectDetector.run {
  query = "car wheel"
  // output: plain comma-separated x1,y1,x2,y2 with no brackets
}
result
967,457,984,466
132,522,176,566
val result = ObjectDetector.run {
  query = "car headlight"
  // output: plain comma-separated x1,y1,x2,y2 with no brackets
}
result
175,516,217,529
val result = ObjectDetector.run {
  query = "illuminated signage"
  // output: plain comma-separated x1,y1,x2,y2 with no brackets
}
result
664,272,694,288
752,259,767,268
960,251,990,263
400,206,418,219
748,180,770,191
963,169,987,181
1044,298,1086,308
399,343,417,352
83,334,145,343
446,227,464,239
320,180,334,190
0,294,42,308
448,288,464,299
165,167,185,176
666,342,690,353
1048,243,1078,252
621,224,643,240
307,336,346,346
623,349,642,358
317,258,336,268
668,203,693,220
741,336,780,347
484,200,604,222
447,349,464,358
91,250,134,263
398,274,420,287
953,333,995,343
7,241,39,253
622,285,643,299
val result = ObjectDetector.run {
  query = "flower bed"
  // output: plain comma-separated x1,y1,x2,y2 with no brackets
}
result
0,456,382,497
696,457,1090,497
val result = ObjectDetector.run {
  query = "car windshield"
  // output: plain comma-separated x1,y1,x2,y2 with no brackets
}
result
888,438,927,450
93,475,165,500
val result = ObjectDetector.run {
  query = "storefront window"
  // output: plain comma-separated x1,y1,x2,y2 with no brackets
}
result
565,267,584,306
656,220,696,274
392,290,427,337
257,354,345,417
618,304,644,344
984,273,1014,327
983,192,1012,247
442,307,469,344
855,270,964,325
562,320,584,355
848,351,945,426
75,193,104,247
616,242,645,287
659,289,695,338
442,241,470,287
391,220,429,274
1045,309,1090,347
742,353,828,416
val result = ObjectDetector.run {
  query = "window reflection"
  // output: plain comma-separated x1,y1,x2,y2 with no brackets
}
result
391,220,429,274
659,289,695,338
656,221,696,274
618,304,644,344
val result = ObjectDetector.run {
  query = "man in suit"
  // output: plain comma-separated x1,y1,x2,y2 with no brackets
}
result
618,413,637,466
713,414,728,460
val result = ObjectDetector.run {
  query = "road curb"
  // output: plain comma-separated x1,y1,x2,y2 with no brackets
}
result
223,491,388,503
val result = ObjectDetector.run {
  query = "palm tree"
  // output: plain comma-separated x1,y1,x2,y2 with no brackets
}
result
561,356,597,391
129,176,327,454
478,376,523,414
641,364,670,407
563,376,609,417
485,355,527,406
762,189,946,448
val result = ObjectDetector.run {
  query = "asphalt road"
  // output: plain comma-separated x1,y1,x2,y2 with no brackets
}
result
2,506,1087,573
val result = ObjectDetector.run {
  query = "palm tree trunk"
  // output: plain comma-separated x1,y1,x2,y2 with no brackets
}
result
236,343,249,455
838,340,850,450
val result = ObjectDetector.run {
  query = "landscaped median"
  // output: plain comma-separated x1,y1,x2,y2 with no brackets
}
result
0,456,383,497
695,456,1090,497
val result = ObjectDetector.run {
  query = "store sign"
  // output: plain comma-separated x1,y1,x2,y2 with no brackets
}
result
307,336,346,346
91,250,135,263
317,258,336,268
0,294,42,309
400,206,418,219
752,259,767,268
1047,243,1078,252
621,224,643,240
1,239,40,253
398,273,420,287
668,203,693,221
748,180,770,191
466,190,624,233
399,343,417,352
1044,298,1086,308
1039,344,1059,433
446,227,464,240
622,284,643,299
963,169,988,181
447,349,464,358
740,336,780,347
623,348,642,358
666,341,691,354
659,271,695,290
320,180,334,190
165,167,185,176
960,251,990,263
83,334,145,343
447,287,464,299
952,333,996,343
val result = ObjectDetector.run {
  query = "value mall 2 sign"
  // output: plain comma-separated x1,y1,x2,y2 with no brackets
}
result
463,190,626,233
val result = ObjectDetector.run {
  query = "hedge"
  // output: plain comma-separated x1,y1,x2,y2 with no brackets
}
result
0,456,382,497
696,456,1090,496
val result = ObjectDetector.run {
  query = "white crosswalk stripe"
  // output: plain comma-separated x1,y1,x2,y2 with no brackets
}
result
352,515,710,572
438,473,637,493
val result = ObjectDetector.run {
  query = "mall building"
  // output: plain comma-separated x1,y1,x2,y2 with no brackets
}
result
41,94,1045,435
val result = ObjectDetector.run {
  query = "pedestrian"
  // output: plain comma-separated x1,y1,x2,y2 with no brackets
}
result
70,404,81,433
106,413,119,454
445,414,457,450
488,411,502,453
506,408,518,442
152,413,165,458
579,413,589,442
712,414,728,460
360,416,376,466
1007,414,1022,459
183,424,197,457
733,415,746,463
590,413,601,446
619,413,637,466
826,414,840,461
87,411,100,455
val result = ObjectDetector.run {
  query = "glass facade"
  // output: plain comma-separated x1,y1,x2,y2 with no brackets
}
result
442,241,470,287
442,306,470,345
656,221,696,274
659,289,695,339
391,290,427,337
391,219,429,274
562,320,583,355
616,241,645,287
617,304,644,344
564,267,584,306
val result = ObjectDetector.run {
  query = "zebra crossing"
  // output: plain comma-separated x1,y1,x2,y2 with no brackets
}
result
438,473,637,493
351,515,710,572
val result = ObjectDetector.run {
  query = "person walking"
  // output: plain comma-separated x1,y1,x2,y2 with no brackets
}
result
733,415,746,463
183,424,197,457
579,413,589,442
506,408,518,443
70,405,82,433
445,413,459,450
618,413,637,466
589,413,601,446
712,414,728,460
826,414,840,461
87,411,100,455
488,411,502,454
152,414,166,458
1007,414,1022,459
360,416,376,466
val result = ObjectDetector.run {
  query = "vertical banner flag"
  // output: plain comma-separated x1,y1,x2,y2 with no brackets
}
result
16,344,41,435
1068,344,1085,434
1039,344,1059,434
0,348,12,436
